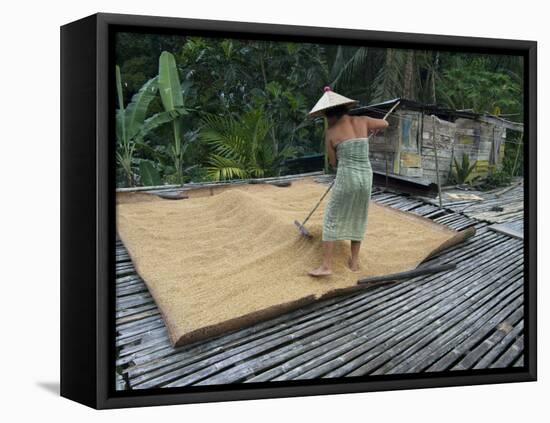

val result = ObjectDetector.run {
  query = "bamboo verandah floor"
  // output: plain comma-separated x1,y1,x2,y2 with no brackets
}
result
115,179,525,390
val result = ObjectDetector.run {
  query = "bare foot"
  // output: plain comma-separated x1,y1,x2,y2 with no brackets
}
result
348,258,360,272
308,265,332,277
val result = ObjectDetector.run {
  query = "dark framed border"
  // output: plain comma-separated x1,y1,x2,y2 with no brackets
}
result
60,12,537,409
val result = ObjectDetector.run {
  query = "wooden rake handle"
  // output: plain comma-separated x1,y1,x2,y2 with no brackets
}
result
382,101,401,120
301,179,335,227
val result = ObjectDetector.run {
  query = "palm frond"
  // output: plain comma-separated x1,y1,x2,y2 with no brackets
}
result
372,49,407,102
331,47,369,90
200,109,283,181
206,154,248,180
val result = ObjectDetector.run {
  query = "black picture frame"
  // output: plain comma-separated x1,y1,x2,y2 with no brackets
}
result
60,12,537,409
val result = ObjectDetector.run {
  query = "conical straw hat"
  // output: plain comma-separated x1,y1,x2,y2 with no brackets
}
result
308,86,358,118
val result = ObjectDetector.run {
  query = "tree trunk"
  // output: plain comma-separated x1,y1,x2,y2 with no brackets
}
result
383,49,394,99
432,52,439,104
259,47,279,163
403,50,415,99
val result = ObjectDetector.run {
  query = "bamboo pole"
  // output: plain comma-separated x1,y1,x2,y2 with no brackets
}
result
357,262,457,286
512,133,523,176
323,116,329,174
381,101,401,191
432,115,443,208
385,153,389,189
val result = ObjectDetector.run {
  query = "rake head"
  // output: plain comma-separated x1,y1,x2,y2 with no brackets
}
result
294,220,313,239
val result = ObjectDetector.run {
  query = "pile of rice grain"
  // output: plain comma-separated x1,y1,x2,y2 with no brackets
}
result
117,178,460,347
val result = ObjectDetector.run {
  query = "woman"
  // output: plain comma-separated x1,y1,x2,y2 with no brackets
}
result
308,90,389,277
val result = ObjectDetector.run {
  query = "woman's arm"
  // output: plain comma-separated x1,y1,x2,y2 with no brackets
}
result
326,135,337,169
365,116,389,131
363,116,389,137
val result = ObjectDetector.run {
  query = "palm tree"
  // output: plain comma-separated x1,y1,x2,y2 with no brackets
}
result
200,109,296,181
402,50,416,99
371,49,407,102
328,46,369,96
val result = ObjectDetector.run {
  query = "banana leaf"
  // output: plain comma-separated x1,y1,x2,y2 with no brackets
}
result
115,65,127,145
115,109,124,148
158,51,184,112
125,76,159,139
139,160,162,187
135,111,183,143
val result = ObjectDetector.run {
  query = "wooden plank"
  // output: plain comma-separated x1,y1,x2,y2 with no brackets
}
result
357,263,457,286
426,305,523,372
472,321,525,369
489,335,524,368
513,356,524,368
116,308,159,325
488,222,524,240
116,302,158,320
331,263,524,378
116,326,169,348
452,318,523,370
364,282,523,376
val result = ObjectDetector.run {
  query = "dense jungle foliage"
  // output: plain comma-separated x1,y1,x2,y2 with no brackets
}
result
115,32,524,187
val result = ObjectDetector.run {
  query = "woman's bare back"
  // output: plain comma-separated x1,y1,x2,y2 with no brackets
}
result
327,115,388,148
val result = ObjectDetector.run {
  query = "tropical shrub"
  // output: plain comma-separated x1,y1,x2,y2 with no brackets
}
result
448,154,478,185
482,168,513,189
115,65,187,186
115,65,157,186
138,160,162,186
200,109,296,181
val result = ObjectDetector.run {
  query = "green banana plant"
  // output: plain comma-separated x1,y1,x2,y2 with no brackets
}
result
116,65,135,186
116,66,160,186
116,64,185,186
158,51,190,184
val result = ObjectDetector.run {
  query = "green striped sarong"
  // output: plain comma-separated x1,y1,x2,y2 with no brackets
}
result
322,137,373,242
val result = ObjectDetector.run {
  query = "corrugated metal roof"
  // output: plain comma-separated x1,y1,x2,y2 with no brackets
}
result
349,97,523,131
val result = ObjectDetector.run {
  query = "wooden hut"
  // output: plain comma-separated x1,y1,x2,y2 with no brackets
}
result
350,98,524,186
